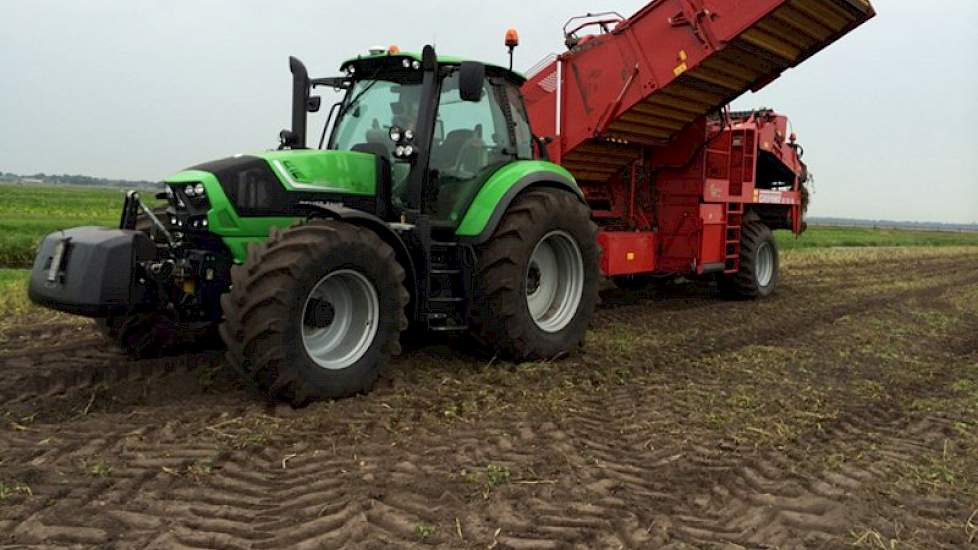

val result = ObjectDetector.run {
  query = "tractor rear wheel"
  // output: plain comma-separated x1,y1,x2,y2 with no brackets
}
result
219,220,408,405
720,222,779,299
470,188,599,360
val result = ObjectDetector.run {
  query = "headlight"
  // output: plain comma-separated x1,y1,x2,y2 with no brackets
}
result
184,184,196,197
194,183,205,196
403,145,414,157
389,127,402,143
404,129,414,141
394,145,405,157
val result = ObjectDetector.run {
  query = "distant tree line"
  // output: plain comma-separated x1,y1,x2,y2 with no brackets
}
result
0,170,160,189
809,217,978,233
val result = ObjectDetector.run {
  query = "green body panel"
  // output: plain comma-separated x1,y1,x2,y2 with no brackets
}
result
455,161,580,238
164,169,296,264
255,150,377,195
164,150,380,263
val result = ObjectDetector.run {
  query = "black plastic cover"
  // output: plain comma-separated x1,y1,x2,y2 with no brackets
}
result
28,227,156,317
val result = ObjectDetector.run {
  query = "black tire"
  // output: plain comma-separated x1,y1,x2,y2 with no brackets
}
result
720,222,779,299
469,188,600,360
219,220,409,405
98,206,219,357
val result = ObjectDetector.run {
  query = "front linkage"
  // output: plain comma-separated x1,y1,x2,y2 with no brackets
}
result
31,190,230,357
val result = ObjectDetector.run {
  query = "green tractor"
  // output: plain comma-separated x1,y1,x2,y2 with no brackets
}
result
28,46,600,404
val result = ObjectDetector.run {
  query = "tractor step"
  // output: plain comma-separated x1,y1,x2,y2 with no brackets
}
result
421,226,471,333
426,312,468,332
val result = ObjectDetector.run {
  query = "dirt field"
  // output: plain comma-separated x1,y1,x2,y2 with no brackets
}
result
1,247,976,549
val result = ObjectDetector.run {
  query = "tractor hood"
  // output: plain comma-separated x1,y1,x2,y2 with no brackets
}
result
162,149,389,237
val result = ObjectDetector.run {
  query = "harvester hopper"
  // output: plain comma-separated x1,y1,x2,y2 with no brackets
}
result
524,0,876,179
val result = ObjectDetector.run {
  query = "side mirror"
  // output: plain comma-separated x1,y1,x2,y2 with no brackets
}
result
307,96,322,113
459,62,485,102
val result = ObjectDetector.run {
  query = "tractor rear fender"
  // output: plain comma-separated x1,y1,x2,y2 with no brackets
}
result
456,161,585,244
303,203,418,319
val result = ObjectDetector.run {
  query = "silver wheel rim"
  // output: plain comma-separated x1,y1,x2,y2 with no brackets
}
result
756,242,775,288
525,230,585,333
301,269,379,370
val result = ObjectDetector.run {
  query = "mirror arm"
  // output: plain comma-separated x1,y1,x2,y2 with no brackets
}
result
311,77,350,89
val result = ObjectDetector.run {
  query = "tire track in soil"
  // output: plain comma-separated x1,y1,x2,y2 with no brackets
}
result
1,249,977,549
0,250,967,418
470,260,978,548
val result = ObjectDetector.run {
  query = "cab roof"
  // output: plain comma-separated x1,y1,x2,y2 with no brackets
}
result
340,51,525,84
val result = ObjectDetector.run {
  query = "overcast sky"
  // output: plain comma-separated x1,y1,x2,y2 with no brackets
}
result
1,1,975,223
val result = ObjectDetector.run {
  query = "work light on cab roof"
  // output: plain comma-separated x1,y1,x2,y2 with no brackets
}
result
505,27,520,70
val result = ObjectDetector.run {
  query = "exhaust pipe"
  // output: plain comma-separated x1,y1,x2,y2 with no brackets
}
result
285,56,310,149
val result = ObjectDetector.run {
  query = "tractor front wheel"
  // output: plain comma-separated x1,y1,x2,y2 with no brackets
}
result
720,222,779,299
219,220,408,405
470,188,600,360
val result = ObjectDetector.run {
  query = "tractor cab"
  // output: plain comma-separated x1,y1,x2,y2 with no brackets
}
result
300,48,536,226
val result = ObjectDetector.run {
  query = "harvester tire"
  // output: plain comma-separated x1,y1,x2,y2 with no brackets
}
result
720,222,779,299
470,188,599,360
98,206,220,358
219,220,409,405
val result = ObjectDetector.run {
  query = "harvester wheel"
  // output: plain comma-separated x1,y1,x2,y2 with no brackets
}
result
219,220,408,405
720,222,779,299
470,188,599,360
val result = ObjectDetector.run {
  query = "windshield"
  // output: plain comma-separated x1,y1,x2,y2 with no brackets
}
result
330,79,422,157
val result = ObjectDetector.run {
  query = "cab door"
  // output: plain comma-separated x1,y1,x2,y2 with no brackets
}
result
426,74,526,225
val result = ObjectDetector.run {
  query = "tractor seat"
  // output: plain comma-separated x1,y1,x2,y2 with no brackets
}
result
432,129,474,172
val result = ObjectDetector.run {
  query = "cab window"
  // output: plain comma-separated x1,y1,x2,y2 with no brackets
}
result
428,73,512,223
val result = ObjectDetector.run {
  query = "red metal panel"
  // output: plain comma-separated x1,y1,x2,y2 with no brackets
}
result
598,231,656,276
520,0,873,279
699,204,726,269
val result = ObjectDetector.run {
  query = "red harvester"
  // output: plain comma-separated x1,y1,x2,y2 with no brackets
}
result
523,0,874,295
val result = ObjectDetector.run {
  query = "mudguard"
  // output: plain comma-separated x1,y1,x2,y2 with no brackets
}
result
302,203,419,317
455,161,585,244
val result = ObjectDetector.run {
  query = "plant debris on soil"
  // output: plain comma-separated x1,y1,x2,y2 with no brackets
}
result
1,246,977,549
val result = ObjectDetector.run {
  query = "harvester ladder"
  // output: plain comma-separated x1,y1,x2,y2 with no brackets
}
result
724,202,743,273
